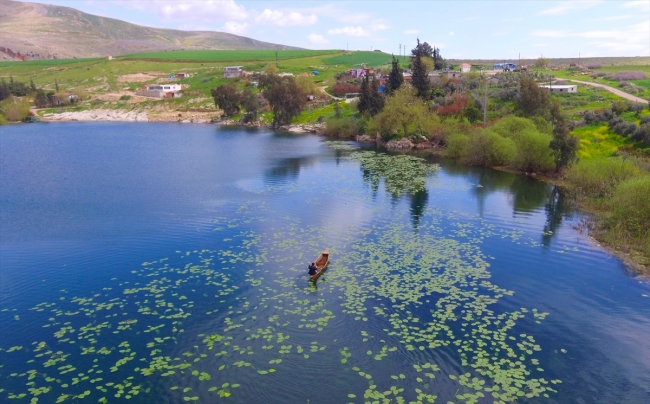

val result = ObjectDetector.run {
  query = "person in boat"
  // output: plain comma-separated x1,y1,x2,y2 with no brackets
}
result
308,262,319,276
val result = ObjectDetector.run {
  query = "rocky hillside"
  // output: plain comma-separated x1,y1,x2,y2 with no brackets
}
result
0,0,299,60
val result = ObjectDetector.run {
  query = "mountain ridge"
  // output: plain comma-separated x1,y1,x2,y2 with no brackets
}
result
0,0,301,60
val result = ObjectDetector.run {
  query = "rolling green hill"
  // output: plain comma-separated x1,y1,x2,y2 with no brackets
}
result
123,50,340,63
0,0,300,60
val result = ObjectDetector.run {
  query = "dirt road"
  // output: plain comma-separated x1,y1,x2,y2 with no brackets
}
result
563,79,648,104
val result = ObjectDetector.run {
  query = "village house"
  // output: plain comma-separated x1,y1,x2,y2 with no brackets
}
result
135,84,183,98
539,84,577,94
443,71,462,79
460,63,471,73
224,66,244,78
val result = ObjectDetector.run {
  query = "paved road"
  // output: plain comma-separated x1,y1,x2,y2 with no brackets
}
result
562,79,649,104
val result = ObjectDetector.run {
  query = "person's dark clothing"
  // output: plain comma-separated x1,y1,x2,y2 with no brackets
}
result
308,264,318,275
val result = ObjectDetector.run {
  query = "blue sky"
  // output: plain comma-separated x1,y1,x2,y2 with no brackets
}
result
21,0,650,58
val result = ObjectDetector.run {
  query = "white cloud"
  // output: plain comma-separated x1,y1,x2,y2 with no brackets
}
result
532,30,571,38
592,15,634,21
623,1,650,11
255,9,318,26
221,21,248,35
327,26,370,37
449,31,455,36
307,34,330,45
403,29,419,35
158,0,248,21
533,21,650,54
371,23,388,31
539,0,601,15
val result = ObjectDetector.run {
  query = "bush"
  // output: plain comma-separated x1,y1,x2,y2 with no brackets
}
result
462,129,516,166
0,99,31,121
331,83,360,97
506,128,555,173
445,133,470,159
606,71,648,81
586,64,602,69
565,157,641,198
324,117,363,138
119,95,131,101
610,175,650,238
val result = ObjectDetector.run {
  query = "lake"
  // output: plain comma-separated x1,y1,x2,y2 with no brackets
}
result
0,122,648,403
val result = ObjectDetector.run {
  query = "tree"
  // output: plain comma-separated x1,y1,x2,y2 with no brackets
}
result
357,74,371,115
548,100,579,173
295,74,318,96
385,55,404,95
33,88,49,108
366,87,438,140
432,46,445,71
369,76,385,116
55,79,59,93
464,106,482,123
260,74,306,126
240,88,259,123
0,79,10,101
534,57,549,70
410,39,431,100
263,63,278,75
29,79,37,93
211,84,242,117
515,75,550,118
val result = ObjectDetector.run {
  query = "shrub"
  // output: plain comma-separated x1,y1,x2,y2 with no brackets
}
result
119,95,131,101
462,129,516,166
565,157,641,198
611,100,629,115
490,116,538,137
506,128,555,173
586,64,602,69
331,83,360,97
606,71,648,81
0,99,31,121
610,175,650,238
324,117,363,138
445,133,470,158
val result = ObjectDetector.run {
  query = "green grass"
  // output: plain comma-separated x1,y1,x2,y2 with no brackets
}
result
0,58,101,67
572,124,631,160
122,50,340,62
323,51,408,67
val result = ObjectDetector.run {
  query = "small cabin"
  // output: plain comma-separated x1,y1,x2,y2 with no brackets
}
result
539,84,577,94
224,66,244,78
460,63,471,73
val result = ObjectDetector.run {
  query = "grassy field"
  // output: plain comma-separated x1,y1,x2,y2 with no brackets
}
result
122,49,340,62
323,51,408,67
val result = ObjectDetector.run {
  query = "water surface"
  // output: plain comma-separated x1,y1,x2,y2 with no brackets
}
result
1,122,648,403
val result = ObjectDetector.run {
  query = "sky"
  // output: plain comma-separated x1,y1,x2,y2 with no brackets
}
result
19,0,650,58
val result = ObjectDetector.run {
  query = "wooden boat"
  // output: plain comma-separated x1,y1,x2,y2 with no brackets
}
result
310,249,330,280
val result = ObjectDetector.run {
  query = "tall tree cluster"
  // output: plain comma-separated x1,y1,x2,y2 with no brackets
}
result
385,55,404,95
259,74,306,127
358,74,384,116
211,84,259,121
410,39,431,100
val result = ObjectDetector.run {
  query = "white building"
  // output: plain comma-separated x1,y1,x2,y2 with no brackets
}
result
224,66,244,78
540,84,577,94
135,84,183,98
460,63,471,73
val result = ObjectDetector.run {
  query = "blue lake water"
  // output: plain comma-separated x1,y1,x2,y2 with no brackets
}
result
0,122,648,403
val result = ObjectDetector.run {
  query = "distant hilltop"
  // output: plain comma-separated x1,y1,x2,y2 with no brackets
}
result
0,0,301,61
